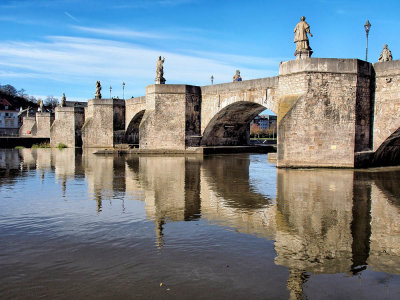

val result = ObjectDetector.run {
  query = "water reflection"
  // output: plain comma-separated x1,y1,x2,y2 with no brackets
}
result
1,149,399,298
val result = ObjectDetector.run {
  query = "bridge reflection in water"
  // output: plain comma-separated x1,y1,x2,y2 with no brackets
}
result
5,148,400,298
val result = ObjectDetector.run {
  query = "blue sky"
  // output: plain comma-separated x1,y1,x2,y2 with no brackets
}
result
0,0,399,101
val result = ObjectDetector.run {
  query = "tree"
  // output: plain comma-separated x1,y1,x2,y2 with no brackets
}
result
250,123,261,138
0,84,18,96
44,96,59,108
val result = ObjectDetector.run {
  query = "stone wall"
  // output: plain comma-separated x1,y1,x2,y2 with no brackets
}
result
277,58,372,168
125,97,146,145
200,77,278,135
50,107,85,147
82,99,115,148
19,116,36,136
372,60,400,151
35,113,52,138
139,84,201,150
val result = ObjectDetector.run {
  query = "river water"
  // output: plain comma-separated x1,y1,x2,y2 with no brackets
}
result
0,148,399,299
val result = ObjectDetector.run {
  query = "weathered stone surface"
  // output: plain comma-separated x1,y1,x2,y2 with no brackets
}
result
277,58,373,168
372,60,400,152
50,107,85,147
35,112,52,138
125,96,146,144
200,77,278,145
19,116,36,136
139,84,201,150
81,99,125,148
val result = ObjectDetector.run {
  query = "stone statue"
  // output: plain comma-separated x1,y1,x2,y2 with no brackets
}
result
95,81,102,99
378,44,393,62
294,16,313,59
155,56,166,84
60,93,66,107
38,99,43,112
233,70,242,82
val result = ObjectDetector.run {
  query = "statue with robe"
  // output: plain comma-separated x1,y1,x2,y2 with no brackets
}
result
95,81,102,99
155,56,166,84
60,93,66,107
378,44,393,62
233,70,242,82
294,16,313,58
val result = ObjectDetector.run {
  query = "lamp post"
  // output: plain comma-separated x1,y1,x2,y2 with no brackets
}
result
122,82,125,100
109,86,112,99
364,20,371,62
211,75,214,85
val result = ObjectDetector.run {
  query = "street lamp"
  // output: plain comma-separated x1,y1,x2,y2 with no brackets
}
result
109,86,112,99
122,82,125,100
364,20,371,62
211,75,214,85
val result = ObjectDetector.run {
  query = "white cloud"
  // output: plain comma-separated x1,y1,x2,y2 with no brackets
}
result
0,35,281,98
64,12,79,23
72,25,169,39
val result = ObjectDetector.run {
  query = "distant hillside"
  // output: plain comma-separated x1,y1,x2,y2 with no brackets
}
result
0,90,38,110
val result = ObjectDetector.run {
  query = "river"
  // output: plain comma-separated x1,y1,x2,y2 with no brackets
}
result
0,148,399,299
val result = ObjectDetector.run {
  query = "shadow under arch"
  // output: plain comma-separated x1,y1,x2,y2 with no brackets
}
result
373,127,400,167
201,101,267,146
125,110,145,145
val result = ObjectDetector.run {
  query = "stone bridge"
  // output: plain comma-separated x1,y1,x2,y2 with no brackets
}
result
49,57,400,168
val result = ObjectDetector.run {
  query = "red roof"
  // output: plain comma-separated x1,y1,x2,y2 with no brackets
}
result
0,98,12,106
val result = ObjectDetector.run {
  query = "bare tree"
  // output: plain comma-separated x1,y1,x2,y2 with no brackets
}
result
44,96,59,108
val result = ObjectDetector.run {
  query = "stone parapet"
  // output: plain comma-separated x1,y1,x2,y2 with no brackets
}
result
279,58,371,76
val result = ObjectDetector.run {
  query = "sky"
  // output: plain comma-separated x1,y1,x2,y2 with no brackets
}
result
0,0,399,101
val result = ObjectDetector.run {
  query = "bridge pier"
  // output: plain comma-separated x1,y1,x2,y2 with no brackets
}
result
50,107,85,147
139,84,201,150
277,58,373,168
81,99,125,148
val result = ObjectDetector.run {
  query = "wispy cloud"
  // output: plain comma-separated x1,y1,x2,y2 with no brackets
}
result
0,35,280,98
64,11,79,23
72,25,169,39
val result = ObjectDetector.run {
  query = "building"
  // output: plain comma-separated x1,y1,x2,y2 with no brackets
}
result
0,98,19,135
251,115,277,130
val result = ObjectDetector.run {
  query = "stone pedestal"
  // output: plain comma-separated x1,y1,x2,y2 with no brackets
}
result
81,99,125,148
155,77,166,84
295,49,313,59
140,84,201,150
50,107,85,148
35,112,52,138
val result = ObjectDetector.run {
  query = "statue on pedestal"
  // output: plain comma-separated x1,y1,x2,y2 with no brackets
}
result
378,44,393,62
155,56,166,84
60,93,66,107
294,16,313,59
38,99,43,112
233,70,242,82
95,81,102,99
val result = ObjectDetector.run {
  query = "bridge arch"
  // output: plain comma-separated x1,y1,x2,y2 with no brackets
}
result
373,127,400,166
125,110,145,145
201,101,267,146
